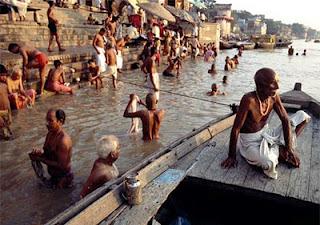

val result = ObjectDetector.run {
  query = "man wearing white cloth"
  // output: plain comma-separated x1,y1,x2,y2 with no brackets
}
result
116,35,130,74
221,68,311,179
141,47,160,103
93,28,107,73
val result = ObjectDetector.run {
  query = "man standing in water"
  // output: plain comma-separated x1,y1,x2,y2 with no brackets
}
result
47,1,65,52
123,93,165,141
93,28,107,73
288,46,294,56
141,47,160,102
8,43,48,95
221,68,310,179
29,109,73,188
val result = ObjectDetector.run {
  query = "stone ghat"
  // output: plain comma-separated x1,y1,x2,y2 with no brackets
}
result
0,45,143,89
0,22,103,49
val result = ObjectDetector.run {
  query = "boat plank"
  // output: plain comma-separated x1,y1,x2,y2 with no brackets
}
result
66,187,123,225
308,117,320,204
202,134,231,182
137,150,178,187
286,118,313,201
188,130,230,179
112,169,186,225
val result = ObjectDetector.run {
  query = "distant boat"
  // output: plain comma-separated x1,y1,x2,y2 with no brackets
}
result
251,34,276,49
236,41,256,50
314,40,320,43
275,39,292,48
219,40,236,49
257,42,275,49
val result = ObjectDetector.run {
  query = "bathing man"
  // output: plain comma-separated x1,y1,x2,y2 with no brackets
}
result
221,68,311,179
45,60,74,94
105,42,118,89
141,47,160,102
80,135,120,198
93,28,107,73
124,93,165,141
8,43,48,95
29,109,73,188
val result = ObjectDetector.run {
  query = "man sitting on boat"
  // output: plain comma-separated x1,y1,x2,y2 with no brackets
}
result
221,68,311,179
29,109,73,188
123,93,165,141
80,135,120,198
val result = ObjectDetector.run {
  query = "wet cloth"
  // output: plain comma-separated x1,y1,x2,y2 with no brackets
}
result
128,96,140,133
95,46,107,72
116,50,123,69
238,110,311,179
46,81,72,94
147,73,160,101
8,89,36,110
35,53,48,68
107,64,117,79
48,21,57,34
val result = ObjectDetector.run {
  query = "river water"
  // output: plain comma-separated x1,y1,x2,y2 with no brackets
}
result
0,40,319,225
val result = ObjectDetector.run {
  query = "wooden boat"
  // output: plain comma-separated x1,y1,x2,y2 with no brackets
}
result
314,39,320,43
257,42,275,49
219,40,236,49
46,84,319,225
236,41,256,50
275,40,292,48
251,34,276,49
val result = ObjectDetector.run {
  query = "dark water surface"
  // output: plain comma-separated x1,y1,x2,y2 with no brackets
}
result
0,40,319,225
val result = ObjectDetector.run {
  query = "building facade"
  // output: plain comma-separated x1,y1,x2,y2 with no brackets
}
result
213,4,233,38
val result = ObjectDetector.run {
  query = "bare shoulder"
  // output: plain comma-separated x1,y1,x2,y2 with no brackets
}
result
241,91,256,105
61,131,72,147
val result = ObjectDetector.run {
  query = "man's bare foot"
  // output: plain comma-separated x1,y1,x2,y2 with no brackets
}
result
59,48,66,52
279,149,300,168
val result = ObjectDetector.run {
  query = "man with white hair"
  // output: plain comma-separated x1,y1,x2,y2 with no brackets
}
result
80,135,120,198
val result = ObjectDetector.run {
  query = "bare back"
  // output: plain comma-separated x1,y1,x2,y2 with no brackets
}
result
139,109,165,141
48,67,64,82
43,130,72,177
145,56,157,74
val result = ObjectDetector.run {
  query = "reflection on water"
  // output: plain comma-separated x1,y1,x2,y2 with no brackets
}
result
0,40,319,225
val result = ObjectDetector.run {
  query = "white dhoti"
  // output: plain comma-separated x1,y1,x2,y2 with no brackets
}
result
127,96,140,133
95,46,107,72
116,50,123,69
107,64,117,79
238,110,311,179
147,73,160,102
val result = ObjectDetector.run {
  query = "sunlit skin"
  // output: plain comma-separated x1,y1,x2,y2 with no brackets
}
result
124,93,165,141
221,68,307,169
29,110,73,188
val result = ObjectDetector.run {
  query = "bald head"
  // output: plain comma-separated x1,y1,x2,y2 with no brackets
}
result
254,68,277,87
254,68,279,97
146,93,157,110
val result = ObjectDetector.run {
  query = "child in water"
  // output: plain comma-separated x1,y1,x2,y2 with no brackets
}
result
207,83,226,96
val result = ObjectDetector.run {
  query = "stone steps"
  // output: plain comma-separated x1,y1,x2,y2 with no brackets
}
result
1,45,143,92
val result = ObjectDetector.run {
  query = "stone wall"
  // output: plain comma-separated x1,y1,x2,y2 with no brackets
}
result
0,22,102,49
199,22,220,50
